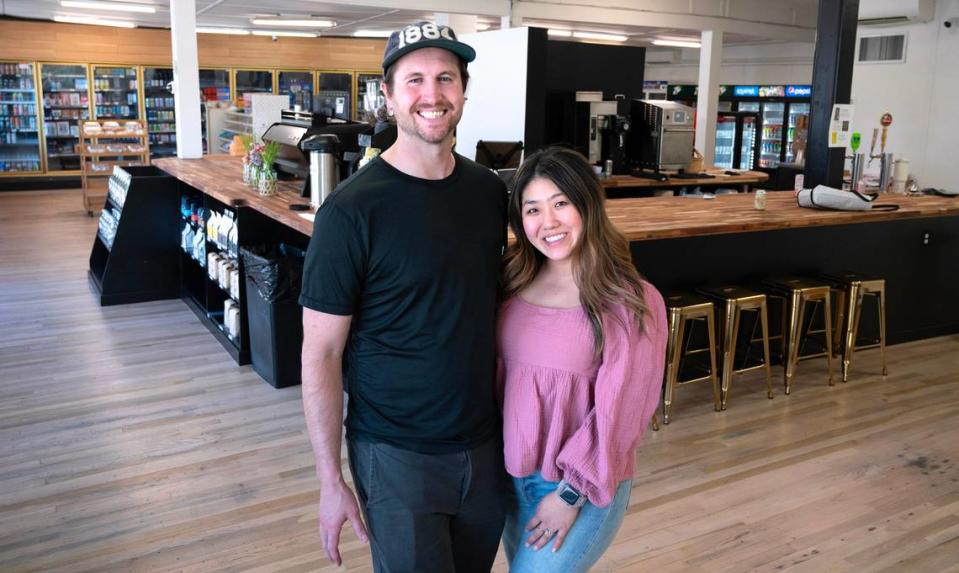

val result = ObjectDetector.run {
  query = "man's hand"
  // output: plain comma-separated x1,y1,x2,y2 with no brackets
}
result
524,491,580,553
318,478,369,566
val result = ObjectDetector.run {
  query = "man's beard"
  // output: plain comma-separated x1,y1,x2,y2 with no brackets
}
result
394,106,462,145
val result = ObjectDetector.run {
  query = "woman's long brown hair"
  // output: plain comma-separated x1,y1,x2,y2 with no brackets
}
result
501,146,649,358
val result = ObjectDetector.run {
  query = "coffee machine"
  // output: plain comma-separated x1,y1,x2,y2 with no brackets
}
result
572,92,632,174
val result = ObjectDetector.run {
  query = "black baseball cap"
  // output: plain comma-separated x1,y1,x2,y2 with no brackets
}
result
382,21,476,72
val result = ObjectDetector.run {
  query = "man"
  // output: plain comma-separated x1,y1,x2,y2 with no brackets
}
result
299,21,508,573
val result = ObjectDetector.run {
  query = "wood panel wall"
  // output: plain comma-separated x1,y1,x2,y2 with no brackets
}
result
0,19,385,70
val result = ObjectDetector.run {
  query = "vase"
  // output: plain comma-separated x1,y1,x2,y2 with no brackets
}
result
242,160,251,185
257,169,277,196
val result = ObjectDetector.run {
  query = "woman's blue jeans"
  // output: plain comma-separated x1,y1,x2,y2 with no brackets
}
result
503,472,631,573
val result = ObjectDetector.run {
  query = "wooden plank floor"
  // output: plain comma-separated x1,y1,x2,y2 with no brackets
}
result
1,190,958,573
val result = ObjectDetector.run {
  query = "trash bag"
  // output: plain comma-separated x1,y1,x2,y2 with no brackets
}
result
240,244,305,303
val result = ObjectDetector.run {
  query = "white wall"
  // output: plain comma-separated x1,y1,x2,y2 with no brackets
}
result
645,42,815,84
455,27,530,161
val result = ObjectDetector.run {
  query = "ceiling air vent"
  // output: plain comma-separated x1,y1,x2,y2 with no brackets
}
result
858,33,907,63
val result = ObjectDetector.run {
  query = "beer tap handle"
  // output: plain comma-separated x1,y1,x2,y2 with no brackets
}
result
868,128,878,165
880,126,888,154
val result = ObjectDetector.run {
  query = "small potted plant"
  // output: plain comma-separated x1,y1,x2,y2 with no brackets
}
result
239,135,254,184
257,141,280,196
248,142,263,189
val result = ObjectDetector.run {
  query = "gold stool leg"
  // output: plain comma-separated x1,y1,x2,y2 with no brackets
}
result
760,298,774,399
823,291,834,386
879,283,888,377
651,413,660,431
832,288,846,357
662,310,685,424
842,282,862,383
706,308,721,411
784,290,803,395
720,299,738,409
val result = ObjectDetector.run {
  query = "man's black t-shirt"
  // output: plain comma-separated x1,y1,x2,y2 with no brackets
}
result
299,154,508,454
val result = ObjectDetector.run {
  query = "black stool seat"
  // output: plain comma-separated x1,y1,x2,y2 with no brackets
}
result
699,285,764,301
820,271,882,284
763,277,830,291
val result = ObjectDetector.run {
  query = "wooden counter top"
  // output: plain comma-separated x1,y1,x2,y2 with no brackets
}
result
155,155,315,236
606,192,959,241
601,168,768,189
156,156,959,242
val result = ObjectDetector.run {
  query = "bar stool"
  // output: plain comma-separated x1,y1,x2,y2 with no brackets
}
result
762,277,835,394
697,286,774,408
661,292,721,424
821,272,888,382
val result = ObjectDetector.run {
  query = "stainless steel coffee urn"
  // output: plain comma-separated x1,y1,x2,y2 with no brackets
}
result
300,134,340,208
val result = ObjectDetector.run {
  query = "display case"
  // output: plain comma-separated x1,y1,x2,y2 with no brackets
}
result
355,71,382,121
234,69,273,102
40,63,89,172
143,67,176,158
92,65,139,121
89,165,180,306
0,62,42,174
316,70,352,120
278,70,312,111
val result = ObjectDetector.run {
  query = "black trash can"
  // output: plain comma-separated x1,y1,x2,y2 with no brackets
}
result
241,244,305,388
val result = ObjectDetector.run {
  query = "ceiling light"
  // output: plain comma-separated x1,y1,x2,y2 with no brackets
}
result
251,30,318,38
547,29,572,37
54,15,136,28
652,39,701,48
197,27,250,35
60,0,155,13
475,23,489,31
573,31,628,42
250,18,335,28
353,30,392,38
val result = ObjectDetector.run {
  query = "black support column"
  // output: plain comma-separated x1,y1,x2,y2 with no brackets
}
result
805,0,860,189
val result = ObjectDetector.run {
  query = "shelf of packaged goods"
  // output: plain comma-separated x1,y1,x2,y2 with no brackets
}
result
96,88,135,92
84,131,147,139
82,148,148,157
224,111,251,122
149,130,177,134
45,106,89,110
0,101,36,105
0,88,36,93
0,142,41,146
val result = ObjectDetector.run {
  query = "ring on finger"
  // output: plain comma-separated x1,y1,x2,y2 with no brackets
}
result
544,528,552,537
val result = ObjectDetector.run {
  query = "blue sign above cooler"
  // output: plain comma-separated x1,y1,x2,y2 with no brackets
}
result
785,85,812,97
734,85,760,97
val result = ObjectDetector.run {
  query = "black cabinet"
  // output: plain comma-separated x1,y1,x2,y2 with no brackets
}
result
88,165,180,305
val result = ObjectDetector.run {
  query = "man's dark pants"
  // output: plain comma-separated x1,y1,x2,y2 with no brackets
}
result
347,438,508,572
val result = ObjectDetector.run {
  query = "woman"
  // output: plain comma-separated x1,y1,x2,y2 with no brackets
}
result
498,147,667,572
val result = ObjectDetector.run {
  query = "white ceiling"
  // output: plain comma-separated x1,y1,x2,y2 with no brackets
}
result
0,0,819,47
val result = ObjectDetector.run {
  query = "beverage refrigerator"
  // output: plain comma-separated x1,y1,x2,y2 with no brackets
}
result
0,62,42,174
143,67,176,158
724,85,811,169
666,84,811,170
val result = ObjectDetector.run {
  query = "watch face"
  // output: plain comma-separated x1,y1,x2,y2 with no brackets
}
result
559,488,580,505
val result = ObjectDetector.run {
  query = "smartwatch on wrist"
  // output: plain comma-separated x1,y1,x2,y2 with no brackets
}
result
556,480,587,508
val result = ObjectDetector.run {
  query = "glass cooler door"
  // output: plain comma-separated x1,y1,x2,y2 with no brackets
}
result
199,69,230,154
785,103,809,164
0,62,42,174
234,70,273,102
355,72,383,121
278,71,313,111
738,115,758,170
714,114,736,169
93,65,139,120
759,102,784,168
143,67,176,158
40,63,90,172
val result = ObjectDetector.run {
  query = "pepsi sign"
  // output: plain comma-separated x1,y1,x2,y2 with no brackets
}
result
786,85,812,97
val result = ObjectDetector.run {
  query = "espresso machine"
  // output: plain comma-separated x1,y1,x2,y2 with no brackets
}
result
573,92,632,174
